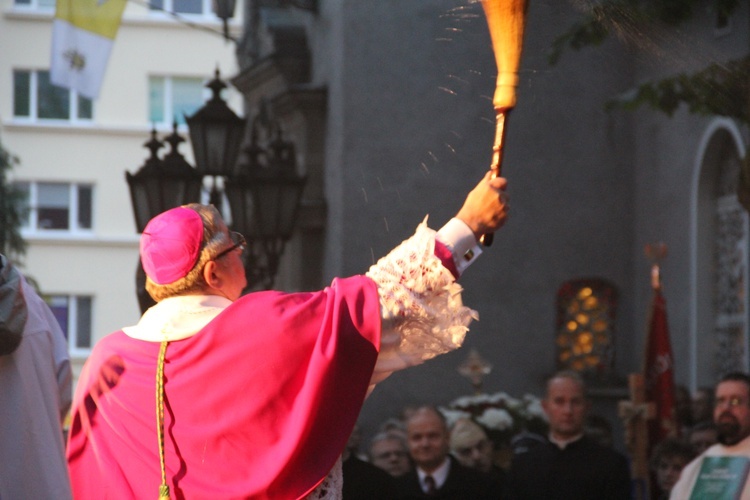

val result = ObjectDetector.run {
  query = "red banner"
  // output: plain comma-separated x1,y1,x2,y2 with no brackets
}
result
644,288,677,447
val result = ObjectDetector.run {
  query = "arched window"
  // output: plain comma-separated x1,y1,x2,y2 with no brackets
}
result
695,122,748,381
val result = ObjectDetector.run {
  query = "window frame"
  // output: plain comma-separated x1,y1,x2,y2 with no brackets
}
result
45,294,93,356
149,0,214,18
13,69,94,124
17,181,95,235
11,0,55,11
148,75,208,128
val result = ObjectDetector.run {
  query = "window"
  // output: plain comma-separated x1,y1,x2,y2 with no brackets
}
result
13,0,55,9
149,76,206,126
13,70,93,122
694,122,750,384
149,0,211,15
15,181,93,233
712,140,747,374
555,278,618,377
46,295,93,353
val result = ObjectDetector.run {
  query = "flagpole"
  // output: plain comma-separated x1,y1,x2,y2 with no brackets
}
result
642,241,677,499
645,242,667,292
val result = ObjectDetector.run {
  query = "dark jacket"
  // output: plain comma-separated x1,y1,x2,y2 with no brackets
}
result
342,454,398,499
395,455,498,499
506,435,631,500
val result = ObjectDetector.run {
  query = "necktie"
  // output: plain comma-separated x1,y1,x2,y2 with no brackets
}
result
424,475,437,495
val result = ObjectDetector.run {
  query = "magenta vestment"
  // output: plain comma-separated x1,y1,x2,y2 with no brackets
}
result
67,276,381,499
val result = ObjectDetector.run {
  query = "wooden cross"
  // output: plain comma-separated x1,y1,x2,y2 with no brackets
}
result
618,373,655,500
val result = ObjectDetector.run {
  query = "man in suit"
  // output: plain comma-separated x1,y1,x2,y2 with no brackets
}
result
506,371,631,500
396,406,496,499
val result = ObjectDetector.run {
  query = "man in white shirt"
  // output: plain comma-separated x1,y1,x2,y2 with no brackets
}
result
670,372,750,499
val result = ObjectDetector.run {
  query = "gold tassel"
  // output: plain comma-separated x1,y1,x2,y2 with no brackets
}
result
156,341,170,500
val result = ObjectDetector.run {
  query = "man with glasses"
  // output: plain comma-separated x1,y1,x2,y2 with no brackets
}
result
67,173,509,499
670,372,750,499
370,431,412,477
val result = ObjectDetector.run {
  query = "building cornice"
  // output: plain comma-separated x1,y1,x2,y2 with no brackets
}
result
22,234,140,247
3,121,178,138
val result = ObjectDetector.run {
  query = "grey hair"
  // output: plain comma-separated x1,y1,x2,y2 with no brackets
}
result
370,431,407,448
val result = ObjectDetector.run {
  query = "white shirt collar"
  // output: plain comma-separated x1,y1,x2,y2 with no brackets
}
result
123,294,233,342
417,456,451,491
549,432,584,450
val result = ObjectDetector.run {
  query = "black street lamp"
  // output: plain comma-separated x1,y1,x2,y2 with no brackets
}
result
185,69,246,178
185,69,246,208
211,0,237,42
126,71,307,312
126,124,203,233
226,114,307,290
212,0,318,42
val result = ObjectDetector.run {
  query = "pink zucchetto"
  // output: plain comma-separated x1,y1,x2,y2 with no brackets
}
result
140,207,204,285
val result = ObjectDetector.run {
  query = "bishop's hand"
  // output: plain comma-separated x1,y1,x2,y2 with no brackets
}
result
455,171,509,241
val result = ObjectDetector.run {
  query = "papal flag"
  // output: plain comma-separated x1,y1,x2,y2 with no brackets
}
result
50,0,126,100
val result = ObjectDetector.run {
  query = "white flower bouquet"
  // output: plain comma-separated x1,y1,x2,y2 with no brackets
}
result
440,392,548,447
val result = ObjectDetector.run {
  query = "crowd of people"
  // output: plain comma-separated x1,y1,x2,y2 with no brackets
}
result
340,371,629,499
4,169,750,499
339,371,745,500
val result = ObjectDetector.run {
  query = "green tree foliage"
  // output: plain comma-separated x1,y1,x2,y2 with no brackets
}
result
606,55,750,124
550,0,740,65
550,0,750,209
0,136,26,259
549,0,743,121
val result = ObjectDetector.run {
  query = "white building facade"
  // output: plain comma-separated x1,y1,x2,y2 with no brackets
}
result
1,0,242,384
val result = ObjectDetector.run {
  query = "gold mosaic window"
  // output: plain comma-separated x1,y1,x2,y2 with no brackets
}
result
556,278,618,376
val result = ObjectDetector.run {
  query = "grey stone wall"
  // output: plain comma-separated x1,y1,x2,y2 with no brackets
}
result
237,0,750,449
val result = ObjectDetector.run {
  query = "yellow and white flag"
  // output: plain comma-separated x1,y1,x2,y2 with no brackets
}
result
50,0,126,100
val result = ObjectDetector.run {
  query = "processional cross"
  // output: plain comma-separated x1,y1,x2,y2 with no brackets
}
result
458,348,493,395
618,373,655,500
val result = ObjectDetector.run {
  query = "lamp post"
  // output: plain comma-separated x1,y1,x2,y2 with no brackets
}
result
211,0,237,42
126,70,307,313
211,0,317,53
126,125,203,233
225,114,307,289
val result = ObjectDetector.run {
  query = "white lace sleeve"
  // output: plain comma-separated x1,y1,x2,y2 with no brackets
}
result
304,457,342,500
365,218,479,381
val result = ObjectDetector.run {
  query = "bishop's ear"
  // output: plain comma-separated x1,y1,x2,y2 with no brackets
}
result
202,260,222,289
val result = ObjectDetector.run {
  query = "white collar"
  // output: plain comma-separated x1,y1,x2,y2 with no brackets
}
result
123,294,233,342
417,456,451,491
549,432,584,450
